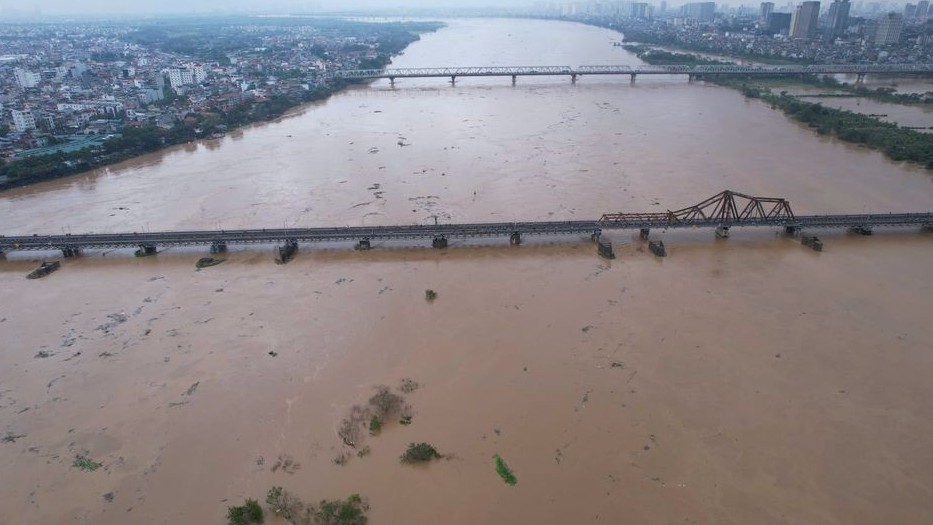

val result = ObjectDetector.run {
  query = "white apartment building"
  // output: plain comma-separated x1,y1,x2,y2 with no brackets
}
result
11,109,37,132
14,68,41,89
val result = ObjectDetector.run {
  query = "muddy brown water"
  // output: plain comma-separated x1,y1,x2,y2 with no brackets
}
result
2,18,933,525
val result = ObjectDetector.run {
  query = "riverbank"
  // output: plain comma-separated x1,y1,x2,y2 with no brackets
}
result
624,45,933,170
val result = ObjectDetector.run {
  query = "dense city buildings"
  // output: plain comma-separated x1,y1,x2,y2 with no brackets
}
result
532,1,932,63
0,18,441,186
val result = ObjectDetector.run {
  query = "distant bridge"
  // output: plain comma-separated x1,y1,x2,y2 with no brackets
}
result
331,64,933,84
2,192,932,259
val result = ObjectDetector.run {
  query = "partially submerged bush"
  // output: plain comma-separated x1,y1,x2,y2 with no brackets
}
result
399,378,420,393
368,386,403,421
72,454,101,471
400,442,441,464
314,494,369,525
424,289,437,302
227,498,264,525
494,454,517,485
368,415,382,435
266,486,305,524
337,405,369,448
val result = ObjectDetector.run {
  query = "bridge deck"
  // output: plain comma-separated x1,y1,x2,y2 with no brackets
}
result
332,64,933,80
3,213,932,252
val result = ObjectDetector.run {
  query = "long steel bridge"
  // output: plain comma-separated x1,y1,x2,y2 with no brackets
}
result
2,192,932,258
331,64,933,83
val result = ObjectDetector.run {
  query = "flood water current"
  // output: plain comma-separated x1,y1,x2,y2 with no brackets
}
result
2,18,933,525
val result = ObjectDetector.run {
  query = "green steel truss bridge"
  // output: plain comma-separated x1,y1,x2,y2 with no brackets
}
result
2,192,931,257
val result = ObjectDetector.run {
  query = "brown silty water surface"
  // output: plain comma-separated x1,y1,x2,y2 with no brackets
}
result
2,18,933,525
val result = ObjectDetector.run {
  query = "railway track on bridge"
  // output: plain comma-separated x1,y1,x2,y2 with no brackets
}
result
2,192,932,258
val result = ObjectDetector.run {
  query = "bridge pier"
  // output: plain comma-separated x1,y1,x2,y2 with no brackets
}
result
715,226,730,239
597,239,615,259
210,241,227,254
432,235,448,249
357,238,371,250
62,247,81,258
450,76,456,85
276,239,298,263
135,244,158,257
590,229,602,242
639,228,650,240
630,73,637,83
571,73,577,84
851,225,873,235
510,232,522,245
389,77,395,87
511,75,516,85
784,225,801,236
856,73,866,83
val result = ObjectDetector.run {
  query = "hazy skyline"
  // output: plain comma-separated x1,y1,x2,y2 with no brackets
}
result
2,0,523,16
0,0,820,17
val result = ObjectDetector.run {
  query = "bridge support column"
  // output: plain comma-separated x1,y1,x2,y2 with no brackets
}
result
510,232,522,246
851,225,873,235
715,226,730,239
639,228,650,240
432,235,448,249
597,240,615,259
357,238,371,250
62,247,81,258
688,74,694,82
784,225,800,236
856,73,866,83
590,229,602,242
210,241,227,254
511,75,516,85
389,77,395,87
630,73,636,83
450,76,456,85
571,74,577,84
276,239,298,264
135,244,158,257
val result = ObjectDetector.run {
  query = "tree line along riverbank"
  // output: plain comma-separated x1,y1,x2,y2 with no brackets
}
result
624,45,933,170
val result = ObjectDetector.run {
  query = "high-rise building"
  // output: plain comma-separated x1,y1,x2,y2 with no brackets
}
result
760,2,775,23
167,68,194,89
13,68,40,89
916,0,929,18
874,12,904,45
790,1,821,39
10,109,36,132
682,2,717,22
769,12,794,32
826,0,851,38
905,3,918,18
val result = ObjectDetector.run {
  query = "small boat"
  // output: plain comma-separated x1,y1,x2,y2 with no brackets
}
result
648,240,667,257
26,261,61,279
196,257,225,268
801,236,823,252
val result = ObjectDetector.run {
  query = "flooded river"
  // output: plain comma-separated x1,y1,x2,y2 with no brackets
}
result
2,18,933,525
